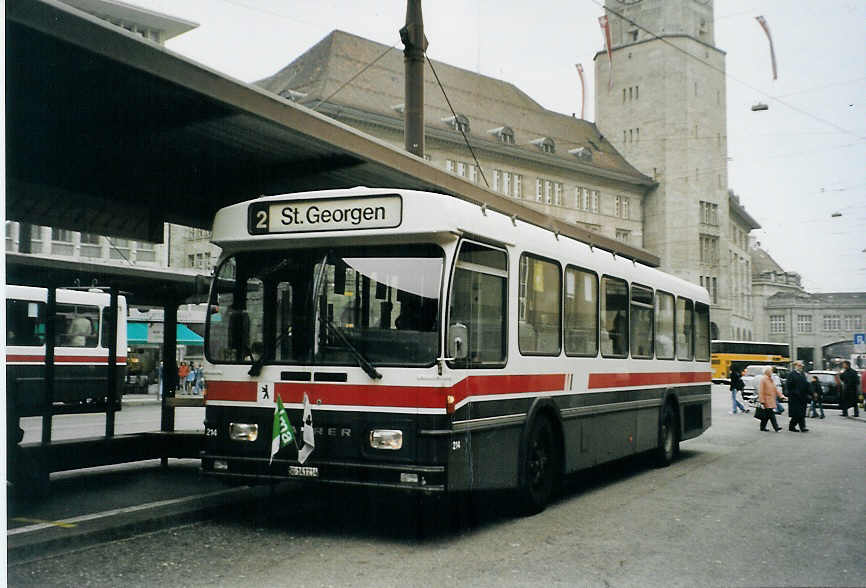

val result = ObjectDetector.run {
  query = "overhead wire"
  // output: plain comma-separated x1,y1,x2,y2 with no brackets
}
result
591,0,866,141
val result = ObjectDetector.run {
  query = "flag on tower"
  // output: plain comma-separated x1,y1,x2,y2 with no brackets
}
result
755,16,778,80
598,15,614,91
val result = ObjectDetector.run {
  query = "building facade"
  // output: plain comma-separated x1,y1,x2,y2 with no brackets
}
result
764,292,866,369
594,0,732,337
257,30,655,253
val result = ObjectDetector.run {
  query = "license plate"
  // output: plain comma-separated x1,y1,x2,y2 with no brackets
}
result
288,466,319,478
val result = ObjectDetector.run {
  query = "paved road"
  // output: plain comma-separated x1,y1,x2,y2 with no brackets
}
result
8,385,866,587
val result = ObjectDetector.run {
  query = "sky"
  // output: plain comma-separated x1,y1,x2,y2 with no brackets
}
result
124,0,865,292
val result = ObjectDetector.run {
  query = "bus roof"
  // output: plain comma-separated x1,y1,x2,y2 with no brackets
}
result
211,187,709,303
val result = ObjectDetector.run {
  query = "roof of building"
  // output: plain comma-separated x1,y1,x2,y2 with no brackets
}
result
728,190,760,230
751,246,787,278
767,291,866,306
257,30,652,184
60,0,198,40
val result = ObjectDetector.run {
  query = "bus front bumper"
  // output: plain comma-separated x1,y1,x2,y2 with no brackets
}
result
201,453,446,492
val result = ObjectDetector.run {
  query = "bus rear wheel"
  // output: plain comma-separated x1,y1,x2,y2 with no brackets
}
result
655,403,679,467
517,415,559,515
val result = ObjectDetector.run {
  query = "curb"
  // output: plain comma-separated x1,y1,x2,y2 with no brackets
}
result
7,484,267,564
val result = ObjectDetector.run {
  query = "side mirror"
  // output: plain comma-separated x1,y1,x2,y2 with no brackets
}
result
449,323,468,359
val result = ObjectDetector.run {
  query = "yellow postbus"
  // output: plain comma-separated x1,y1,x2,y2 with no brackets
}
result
710,340,790,383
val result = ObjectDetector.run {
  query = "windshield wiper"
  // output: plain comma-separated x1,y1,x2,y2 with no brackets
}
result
322,318,382,380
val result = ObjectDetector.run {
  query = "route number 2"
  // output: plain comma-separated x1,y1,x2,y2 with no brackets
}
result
255,210,268,229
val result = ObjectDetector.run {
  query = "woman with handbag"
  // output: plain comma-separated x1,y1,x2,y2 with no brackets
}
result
757,366,786,432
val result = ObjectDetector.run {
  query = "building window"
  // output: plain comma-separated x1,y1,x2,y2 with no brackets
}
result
844,315,862,330
615,196,630,219
769,315,786,334
136,241,156,263
535,179,543,202
700,201,719,226
513,174,523,198
492,169,501,192
80,232,100,245
544,180,552,204
469,165,478,184
457,161,466,177
445,159,455,173
488,126,515,144
797,315,813,334
699,235,719,265
442,114,470,134
531,137,555,154
823,315,841,331
51,228,73,242
615,229,631,244
553,182,563,206
590,190,599,213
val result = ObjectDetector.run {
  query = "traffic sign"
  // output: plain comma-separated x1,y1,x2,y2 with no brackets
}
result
855,333,866,353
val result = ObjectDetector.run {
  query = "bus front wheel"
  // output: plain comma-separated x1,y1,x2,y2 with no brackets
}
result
517,415,559,515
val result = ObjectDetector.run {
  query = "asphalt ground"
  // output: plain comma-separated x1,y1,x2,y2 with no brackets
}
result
6,385,865,570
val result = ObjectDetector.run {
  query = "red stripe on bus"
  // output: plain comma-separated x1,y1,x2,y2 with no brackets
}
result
6,354,127,364
207,373,568,409
587,371,711,389
206,380,257,402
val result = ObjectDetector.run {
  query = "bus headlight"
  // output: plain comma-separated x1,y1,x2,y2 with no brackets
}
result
369,429,403,450
229,422,259,442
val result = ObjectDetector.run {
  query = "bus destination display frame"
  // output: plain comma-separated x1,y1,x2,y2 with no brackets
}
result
248,194,403,235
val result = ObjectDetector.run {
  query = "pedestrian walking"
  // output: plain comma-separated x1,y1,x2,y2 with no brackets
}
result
178,361,190,394
771,368,785,415
838,360,860,417
785,361,810,432
185,362,197,393
808,375,825,419
158,361,164,401
193,363,204,395
757,366,785,432
729,367,749,414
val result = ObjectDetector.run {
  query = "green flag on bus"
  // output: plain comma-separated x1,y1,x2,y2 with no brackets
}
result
270,395,293,464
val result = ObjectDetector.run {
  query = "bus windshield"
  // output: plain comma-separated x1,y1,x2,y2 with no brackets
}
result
206,244,444,368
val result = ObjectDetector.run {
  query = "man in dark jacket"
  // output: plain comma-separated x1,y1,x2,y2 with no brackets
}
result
839,360,860,417
786,361,810,432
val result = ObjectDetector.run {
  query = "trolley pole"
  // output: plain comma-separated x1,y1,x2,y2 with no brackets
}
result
400,0,427,158
105,288,119,437
42,287,56,445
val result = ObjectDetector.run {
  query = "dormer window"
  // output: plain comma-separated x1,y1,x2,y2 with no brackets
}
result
531,137,555,154
280,89,308,102
568,146,592,162
391,103,405,113
442,114,470,134
488,126,515,145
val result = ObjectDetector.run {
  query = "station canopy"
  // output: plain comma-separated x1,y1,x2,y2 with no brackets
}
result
6,0,659,267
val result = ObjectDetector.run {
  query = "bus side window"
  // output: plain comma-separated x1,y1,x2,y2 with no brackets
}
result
630,285,654,359
564,266,598,356
601,276,628,358
676,297,694,360
448,240,508,368
55,304,99,348
518,253,561,355
655,291,675,359
6,299,46,347
694,302,710,361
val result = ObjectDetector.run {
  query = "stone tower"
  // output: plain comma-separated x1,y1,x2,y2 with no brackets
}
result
595,0,730,337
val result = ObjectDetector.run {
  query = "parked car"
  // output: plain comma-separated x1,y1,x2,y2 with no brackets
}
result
742,364,787,404
807,370,841,406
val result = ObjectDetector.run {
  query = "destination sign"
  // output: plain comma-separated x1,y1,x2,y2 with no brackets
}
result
248,195,402,235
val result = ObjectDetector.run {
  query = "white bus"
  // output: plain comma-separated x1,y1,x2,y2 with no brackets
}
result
6,285,128,420
200,187,711,513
